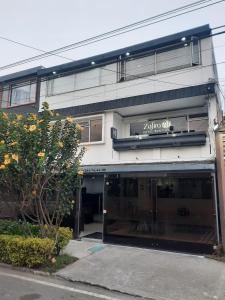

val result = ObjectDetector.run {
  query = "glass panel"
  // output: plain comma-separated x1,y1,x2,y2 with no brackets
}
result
105,175,154,240
79,121,89,143
104,173,216,250
156,177,216,245
11,83,36,106
157,46,191,73
52,75,75,95
90,119,102,142
130,116,187,136
189,118,208,132
75,68,100,90
192,39,200,65
126,55,155,79
0,88,10,108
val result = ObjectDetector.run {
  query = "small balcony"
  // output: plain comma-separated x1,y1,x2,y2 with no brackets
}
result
112,131,206,151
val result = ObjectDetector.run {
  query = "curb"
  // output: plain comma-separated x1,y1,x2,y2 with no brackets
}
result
0,262,52,277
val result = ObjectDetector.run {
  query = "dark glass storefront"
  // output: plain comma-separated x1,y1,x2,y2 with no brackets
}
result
103,173,217,253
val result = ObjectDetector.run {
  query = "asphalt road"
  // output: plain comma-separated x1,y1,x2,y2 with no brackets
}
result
0,267,143,300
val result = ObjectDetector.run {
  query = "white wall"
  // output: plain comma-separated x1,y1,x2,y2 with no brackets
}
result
81,100,217,167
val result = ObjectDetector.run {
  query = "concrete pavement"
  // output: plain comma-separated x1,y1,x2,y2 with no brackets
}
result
58,240,225,300
0,267,141,300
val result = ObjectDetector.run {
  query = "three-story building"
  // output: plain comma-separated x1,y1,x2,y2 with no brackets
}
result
0,24,223,253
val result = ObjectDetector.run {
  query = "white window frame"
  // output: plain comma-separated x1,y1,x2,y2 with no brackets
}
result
75,114,105,145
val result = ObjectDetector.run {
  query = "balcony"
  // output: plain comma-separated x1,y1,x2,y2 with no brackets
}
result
113,132,206,151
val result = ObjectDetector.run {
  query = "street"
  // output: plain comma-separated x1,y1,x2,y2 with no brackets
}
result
0,267,143,300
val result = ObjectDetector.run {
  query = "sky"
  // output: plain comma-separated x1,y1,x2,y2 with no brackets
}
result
0,0,225,93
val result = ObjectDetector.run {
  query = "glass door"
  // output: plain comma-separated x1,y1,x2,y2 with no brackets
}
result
103,173,217,253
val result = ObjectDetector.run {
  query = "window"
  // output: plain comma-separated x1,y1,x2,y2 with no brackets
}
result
130,114,208,137
51,75,75,95
0,81,36,108
156,45,191,73
125,55,155,80
77,116,103,143
47,65,106,96
120,39,201,81
189,117,208,132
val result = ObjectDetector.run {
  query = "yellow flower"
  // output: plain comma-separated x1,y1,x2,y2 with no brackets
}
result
16,114,23,121
10,141,17,146
0,164,6,170
78,169,84,176
66,117,73,123
29,125,37,132
4,158,11,165
12,154,19,162
29,113,37,121
0,140,5,145
2,112,8,119
58,142,64,148
4,154,9,160
76,124,82,130
37,152,45,158
37,119,44,124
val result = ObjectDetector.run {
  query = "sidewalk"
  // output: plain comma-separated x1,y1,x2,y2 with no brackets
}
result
57,240,225,300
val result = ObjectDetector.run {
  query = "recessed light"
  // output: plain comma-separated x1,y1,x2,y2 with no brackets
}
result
91,61,95,65
181,37,186,42
52,71,57,75
184,43,188,47
126,52,130,56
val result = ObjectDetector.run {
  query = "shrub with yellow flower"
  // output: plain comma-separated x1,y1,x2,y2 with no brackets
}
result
12,154,19,162
58,142,64,148
0,164,6,170
29,125,37,132
37,152,45,158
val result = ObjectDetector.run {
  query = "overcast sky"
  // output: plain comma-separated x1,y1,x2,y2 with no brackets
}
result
0,0,225,93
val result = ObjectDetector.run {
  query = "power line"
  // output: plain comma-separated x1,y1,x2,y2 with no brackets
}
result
0,0,224,72
1,40,225,108
0,36,72,62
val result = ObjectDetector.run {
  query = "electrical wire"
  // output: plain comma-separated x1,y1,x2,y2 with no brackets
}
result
0,0,224,72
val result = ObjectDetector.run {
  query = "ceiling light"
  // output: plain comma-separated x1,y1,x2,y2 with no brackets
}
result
52,71,57,75
184,43,188,47
181,37,186,42
125,52,130,56
91,61,95,65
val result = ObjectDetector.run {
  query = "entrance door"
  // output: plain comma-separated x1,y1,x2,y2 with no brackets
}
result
104,173,217,253
80,175,103,239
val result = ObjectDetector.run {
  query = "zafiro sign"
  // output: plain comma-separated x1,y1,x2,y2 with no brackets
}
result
143,119,172,134
130,116,187,136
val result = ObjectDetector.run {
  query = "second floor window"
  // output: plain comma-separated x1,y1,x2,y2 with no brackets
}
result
76,116,103,143
0,81,36,108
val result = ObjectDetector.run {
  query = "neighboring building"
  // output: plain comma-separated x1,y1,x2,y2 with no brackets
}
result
0,66,43,114
216,123,225,251
0,66,43,218
0,25,223,253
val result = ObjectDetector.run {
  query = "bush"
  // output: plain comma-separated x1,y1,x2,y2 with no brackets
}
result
0,234,54,268
0,219,39,236
0,219,73,253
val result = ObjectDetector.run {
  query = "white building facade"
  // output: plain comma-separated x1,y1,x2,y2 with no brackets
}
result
37,24,222,253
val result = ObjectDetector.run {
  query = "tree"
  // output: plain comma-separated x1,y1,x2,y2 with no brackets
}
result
0,102,84,242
